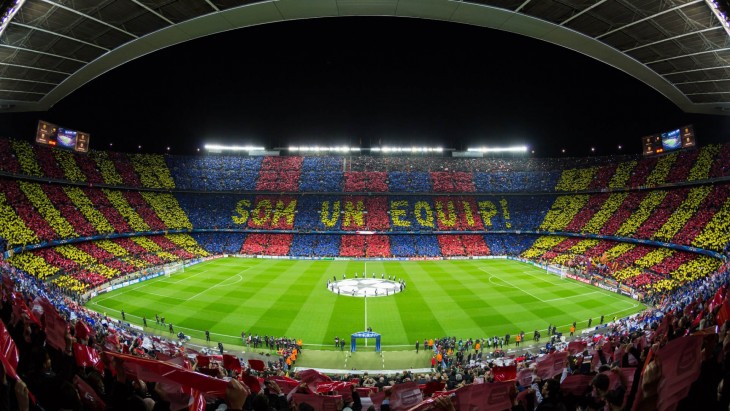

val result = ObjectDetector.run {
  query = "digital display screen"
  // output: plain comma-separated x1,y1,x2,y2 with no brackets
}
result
35,120,90,153
642,125,695,156
661,129,682,151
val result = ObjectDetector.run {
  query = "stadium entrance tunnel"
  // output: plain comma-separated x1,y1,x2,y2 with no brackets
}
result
328,278,404,297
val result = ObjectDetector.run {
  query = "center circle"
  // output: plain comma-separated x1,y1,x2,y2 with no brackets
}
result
327,278,405,297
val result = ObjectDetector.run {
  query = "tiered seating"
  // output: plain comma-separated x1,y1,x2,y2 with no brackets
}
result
664,150,697,183
671,184,730,250
299,157,343,192
122,191,166,231
483,234,537,256
70,149,105,184
42,184,96,236
387,171,431,192
343,171,388,192
389,235,441,257
129,153,176,189
587,164,617,190
289,234,340,257
607,160,635,189
430,171,475,192
12,139,43,177
81,187,131,232
33,145,66,180
108,151,142,186
241,233,293,255
192,233,246,254
710,143,730,178
167,155,262,191
255,156,302,191
554,167,597,192
0,138,20,174
644,153,675,186
626,156,656,187
89,150,124,185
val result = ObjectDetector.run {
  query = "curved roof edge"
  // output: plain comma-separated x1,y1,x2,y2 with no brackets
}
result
6,0,728,115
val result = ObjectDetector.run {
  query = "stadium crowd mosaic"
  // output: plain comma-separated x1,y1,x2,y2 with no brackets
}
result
1,137,730,410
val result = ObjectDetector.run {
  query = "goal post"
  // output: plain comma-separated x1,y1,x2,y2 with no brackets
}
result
164,261,185,277
545,264,566,279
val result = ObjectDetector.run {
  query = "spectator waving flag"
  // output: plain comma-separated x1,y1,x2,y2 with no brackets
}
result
0,319,19,380
40,297,68,351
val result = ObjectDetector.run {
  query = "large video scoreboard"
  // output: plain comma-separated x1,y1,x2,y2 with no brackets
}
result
642,125,695,156
36,120,90,153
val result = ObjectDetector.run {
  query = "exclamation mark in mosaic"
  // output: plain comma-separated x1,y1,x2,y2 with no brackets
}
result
500,198,512,229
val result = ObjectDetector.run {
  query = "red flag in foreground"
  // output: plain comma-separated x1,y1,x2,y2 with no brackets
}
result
453,381,513,411
73,343,104,373
73,375,106,411
248,359,265,372
492,365,517,382
298,369,331,391
560,374,593,396
656,335,702,411
40,298,68,351
240,372,264,394
390,381,423,410
0,319,19,380
222,354,241,372
517,369,533,387
106,352,228,398
568,340,588,355
536,351,568,380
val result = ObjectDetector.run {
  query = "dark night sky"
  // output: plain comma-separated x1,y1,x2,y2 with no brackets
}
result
2,16,730,156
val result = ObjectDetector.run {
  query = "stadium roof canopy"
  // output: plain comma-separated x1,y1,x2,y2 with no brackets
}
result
1,0,730,114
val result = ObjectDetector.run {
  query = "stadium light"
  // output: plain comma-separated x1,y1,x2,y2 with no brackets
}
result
706,0,730,37
466,145,528,153
204,144,266,152
0,0,26,37
371,146,443,153
288,146,360,153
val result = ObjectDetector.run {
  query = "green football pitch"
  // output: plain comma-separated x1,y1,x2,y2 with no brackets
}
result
85,258,644,351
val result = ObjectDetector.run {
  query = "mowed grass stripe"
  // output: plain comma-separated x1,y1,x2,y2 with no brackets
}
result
87,258,645,347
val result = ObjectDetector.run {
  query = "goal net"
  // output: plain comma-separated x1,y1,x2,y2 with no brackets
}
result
545,264,566,279
163,261,185,277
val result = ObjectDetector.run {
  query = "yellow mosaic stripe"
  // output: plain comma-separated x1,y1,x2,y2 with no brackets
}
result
55,244,119,279
0,192,38,246
608,161,636,189
139,192,192,229
130,154,176,189
18,181,77,238
96,239,147,268
645,153,676,186
131,236,179,261
582,192,629,234
521,235,567,259
8,252,58,280
692,197,730,252
653,186,711,242
539,195,590,231
102,189,150,231
63,186,115,234
166,234,209,257
91,151,124,185
54,150,86,182
554,168,597,192
688,145,719,181
11,140,43,177
615,190,667,237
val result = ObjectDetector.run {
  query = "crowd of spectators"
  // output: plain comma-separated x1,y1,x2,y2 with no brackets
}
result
3,252,730,410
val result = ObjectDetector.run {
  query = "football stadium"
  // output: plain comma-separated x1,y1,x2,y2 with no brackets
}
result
2,1,730,411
